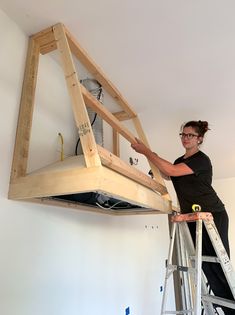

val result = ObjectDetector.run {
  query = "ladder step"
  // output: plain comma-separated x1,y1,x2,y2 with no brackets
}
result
171,212,213,223
202,294,235,309
189,255,220,263
167,264,195,273
163,309,193,314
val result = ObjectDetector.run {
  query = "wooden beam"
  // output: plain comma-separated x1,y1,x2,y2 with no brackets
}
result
9,165,102,199
9,161,172,214
97,145,168,195
64,26,137,119
113,111,131,121
31,26,57,55
81,84,136,144
10,37,40,181
9,23,172,215
40,42,57,55
132,116,168,188
53,23,101,168
82,87,169,196
112,129,120,156
100,167,172,212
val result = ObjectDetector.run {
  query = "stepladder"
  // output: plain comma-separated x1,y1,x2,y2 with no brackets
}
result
161,211,235,315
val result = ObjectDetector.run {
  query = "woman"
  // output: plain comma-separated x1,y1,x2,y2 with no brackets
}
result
131,120,234,314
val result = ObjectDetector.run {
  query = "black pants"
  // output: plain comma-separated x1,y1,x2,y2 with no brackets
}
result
188,210,235,315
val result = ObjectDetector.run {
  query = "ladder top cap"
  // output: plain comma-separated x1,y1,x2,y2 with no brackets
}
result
171,212,213,223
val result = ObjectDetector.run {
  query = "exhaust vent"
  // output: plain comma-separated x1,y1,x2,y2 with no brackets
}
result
76,78,104,155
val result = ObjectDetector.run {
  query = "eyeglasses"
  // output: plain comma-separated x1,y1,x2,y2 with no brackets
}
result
179,133,199,139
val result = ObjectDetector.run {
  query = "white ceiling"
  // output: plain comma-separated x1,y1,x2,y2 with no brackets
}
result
1,0,235,179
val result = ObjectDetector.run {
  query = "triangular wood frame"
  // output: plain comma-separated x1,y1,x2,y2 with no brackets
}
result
8,23,172,215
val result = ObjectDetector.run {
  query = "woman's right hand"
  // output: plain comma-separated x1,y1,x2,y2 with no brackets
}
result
131,138,150,156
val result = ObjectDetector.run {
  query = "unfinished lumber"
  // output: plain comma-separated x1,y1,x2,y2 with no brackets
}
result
8,22,172,215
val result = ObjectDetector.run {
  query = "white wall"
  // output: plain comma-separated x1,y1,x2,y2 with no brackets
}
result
28,51,78,172
213,177,235,264
0,9,174,315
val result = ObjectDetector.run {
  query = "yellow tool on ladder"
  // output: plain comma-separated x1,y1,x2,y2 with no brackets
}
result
161,209,235,315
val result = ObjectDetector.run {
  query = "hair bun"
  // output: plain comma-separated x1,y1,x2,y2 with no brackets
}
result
198,120,209,132
183,120,210,137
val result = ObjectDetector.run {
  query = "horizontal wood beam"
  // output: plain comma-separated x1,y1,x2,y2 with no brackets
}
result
8,159,172,214
31,26,57,55
9,165,102,199
113,111,131,121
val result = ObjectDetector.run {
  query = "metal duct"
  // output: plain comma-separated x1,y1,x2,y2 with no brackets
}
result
76,78,104,155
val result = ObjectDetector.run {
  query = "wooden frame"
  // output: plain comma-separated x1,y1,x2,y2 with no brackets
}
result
8,23,172,215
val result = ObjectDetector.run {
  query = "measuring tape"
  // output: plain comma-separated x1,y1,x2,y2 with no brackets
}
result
192,204,201,212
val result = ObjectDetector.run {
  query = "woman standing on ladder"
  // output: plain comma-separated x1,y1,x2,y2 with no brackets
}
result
131,120,234,315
